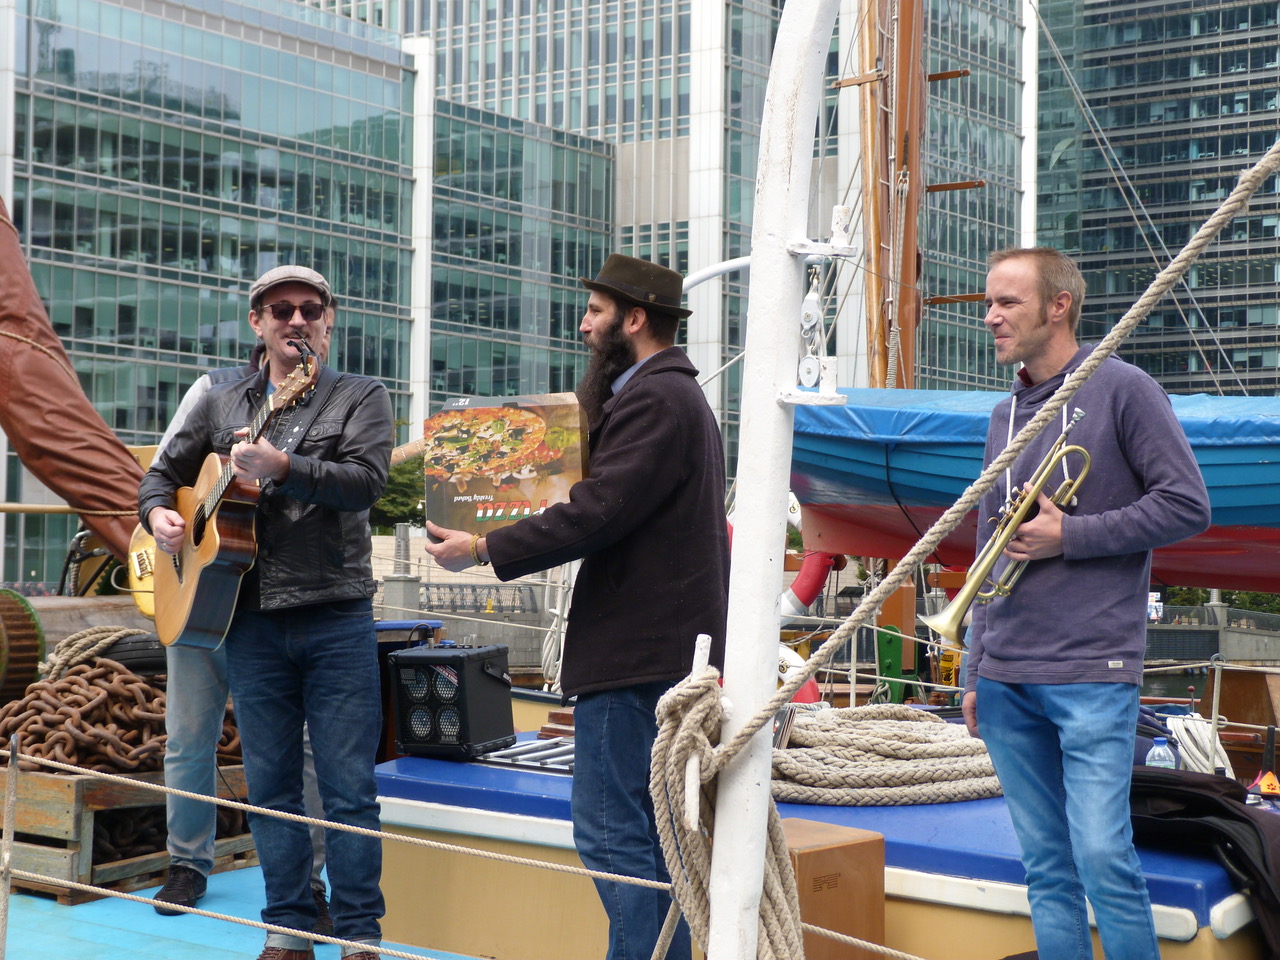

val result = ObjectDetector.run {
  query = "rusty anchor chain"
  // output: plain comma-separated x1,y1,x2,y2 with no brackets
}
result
0,659,168,772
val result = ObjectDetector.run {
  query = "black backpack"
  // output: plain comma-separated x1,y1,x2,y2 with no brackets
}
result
1130,767,1280,958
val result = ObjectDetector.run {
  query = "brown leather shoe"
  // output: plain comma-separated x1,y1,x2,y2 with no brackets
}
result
254,948,314,960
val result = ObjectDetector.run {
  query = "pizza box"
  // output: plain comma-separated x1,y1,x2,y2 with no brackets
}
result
421,392,588,537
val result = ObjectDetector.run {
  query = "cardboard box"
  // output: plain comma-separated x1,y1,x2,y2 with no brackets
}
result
782,817,886,960
422,393,587,536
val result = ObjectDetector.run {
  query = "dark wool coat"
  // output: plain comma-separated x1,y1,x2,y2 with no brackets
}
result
486,346,729,698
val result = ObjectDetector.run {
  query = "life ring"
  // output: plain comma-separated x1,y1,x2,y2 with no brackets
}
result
726,501,842,703
778,643,822,703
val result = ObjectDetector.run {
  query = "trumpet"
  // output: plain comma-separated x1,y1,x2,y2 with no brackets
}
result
921,408,1091,648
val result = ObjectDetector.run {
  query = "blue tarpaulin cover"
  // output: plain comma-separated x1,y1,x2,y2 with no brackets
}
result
795,388,1280,447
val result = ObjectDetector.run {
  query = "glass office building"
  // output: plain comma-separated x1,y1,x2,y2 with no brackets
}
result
917,0,1024,390
429,99,613,409
421,0,771,469
3,0,415,587
1036,0,1280,396
0,0,1034,588
425,0,1028,431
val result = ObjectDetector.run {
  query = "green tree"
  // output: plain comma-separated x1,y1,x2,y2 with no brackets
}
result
1163,586,1207,606
370,455,425,533
1223,591,1280,615
1162,586,1280,614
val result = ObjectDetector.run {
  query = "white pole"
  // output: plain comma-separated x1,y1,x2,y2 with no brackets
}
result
706,3,842,958
1019,0,1039,247
684,256,752,292
404,35,436,431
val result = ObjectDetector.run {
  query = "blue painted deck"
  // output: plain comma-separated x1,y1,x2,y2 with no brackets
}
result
5,866,470,960
7,751,1246,956
376,750,1241,928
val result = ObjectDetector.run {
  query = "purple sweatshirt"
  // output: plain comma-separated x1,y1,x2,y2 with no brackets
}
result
965,345,1211,691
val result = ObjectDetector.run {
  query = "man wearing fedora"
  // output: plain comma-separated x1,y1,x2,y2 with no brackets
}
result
426,254,729,960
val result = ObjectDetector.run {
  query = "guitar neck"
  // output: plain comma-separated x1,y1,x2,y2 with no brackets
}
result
199,386,290,521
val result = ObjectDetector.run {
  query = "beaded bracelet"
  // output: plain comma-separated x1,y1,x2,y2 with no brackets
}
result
469,533,490,566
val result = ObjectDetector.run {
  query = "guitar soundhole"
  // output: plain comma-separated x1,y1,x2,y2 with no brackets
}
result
191,516,207,548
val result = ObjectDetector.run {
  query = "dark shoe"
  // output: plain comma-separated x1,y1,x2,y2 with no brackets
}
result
310,881,333,936
254,949,315,960
343,953,380,960
154,864,207,915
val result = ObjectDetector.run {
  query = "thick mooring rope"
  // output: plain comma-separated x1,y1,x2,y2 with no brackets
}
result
37,625,150,680
771,704,1001,806
649,136,1280,959
651,669,806,960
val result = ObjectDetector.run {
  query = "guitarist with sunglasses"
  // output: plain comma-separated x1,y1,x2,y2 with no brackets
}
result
146,314,333,928
139,265,393,960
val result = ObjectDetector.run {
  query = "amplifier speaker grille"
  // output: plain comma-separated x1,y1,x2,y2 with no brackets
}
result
386,644,516,759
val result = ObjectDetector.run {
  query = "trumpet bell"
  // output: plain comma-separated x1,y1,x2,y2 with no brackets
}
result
920,603,968,650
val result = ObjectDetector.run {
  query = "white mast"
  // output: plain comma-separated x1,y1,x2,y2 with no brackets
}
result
1019,0,1040,246
706,2,843,958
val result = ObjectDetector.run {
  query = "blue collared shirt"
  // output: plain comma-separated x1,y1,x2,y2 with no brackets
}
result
611,354,654,395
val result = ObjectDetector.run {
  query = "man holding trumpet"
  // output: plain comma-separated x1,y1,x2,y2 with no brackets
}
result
962,247,1210,960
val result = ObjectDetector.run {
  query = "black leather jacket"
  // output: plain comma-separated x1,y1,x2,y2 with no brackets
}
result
138,366,393,610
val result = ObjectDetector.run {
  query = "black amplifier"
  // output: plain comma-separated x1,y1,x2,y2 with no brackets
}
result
385,644,516,759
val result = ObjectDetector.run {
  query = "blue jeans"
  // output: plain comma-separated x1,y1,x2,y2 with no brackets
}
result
225,599,384,955
164,642,326,883
164,641,229,877
572,682,691,960
978,678,1159,960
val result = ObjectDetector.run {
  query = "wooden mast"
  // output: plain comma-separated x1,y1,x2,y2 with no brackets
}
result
849,0,928,647
856,0,925,390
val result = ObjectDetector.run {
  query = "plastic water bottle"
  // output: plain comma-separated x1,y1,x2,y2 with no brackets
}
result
1145,736,1179,769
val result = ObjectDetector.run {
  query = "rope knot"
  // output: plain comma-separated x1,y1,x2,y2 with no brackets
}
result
656,666,724,785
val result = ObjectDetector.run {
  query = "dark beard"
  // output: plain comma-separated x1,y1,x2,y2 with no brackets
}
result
576,315,637,427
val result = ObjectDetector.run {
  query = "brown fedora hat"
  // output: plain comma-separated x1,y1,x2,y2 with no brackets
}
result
581,254,692,318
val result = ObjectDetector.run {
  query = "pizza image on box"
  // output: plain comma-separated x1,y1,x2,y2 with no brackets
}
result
420,407,548,482
422,393,589,535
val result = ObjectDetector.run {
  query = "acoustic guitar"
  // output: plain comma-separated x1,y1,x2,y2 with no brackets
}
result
152,356,321,649
129,431,431,623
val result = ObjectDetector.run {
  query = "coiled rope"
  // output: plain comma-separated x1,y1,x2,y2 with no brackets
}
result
652,669,806,960
650,135,1280,959
37,625,150,680
1164,713,1234,778
771,704,1001,806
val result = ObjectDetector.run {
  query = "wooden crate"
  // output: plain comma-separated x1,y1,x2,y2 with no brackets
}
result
2,763,257,904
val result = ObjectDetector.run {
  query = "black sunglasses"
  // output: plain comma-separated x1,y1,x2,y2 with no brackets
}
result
264,301,326,322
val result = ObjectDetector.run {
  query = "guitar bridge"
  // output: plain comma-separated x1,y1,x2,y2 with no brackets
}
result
131,548,154,579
